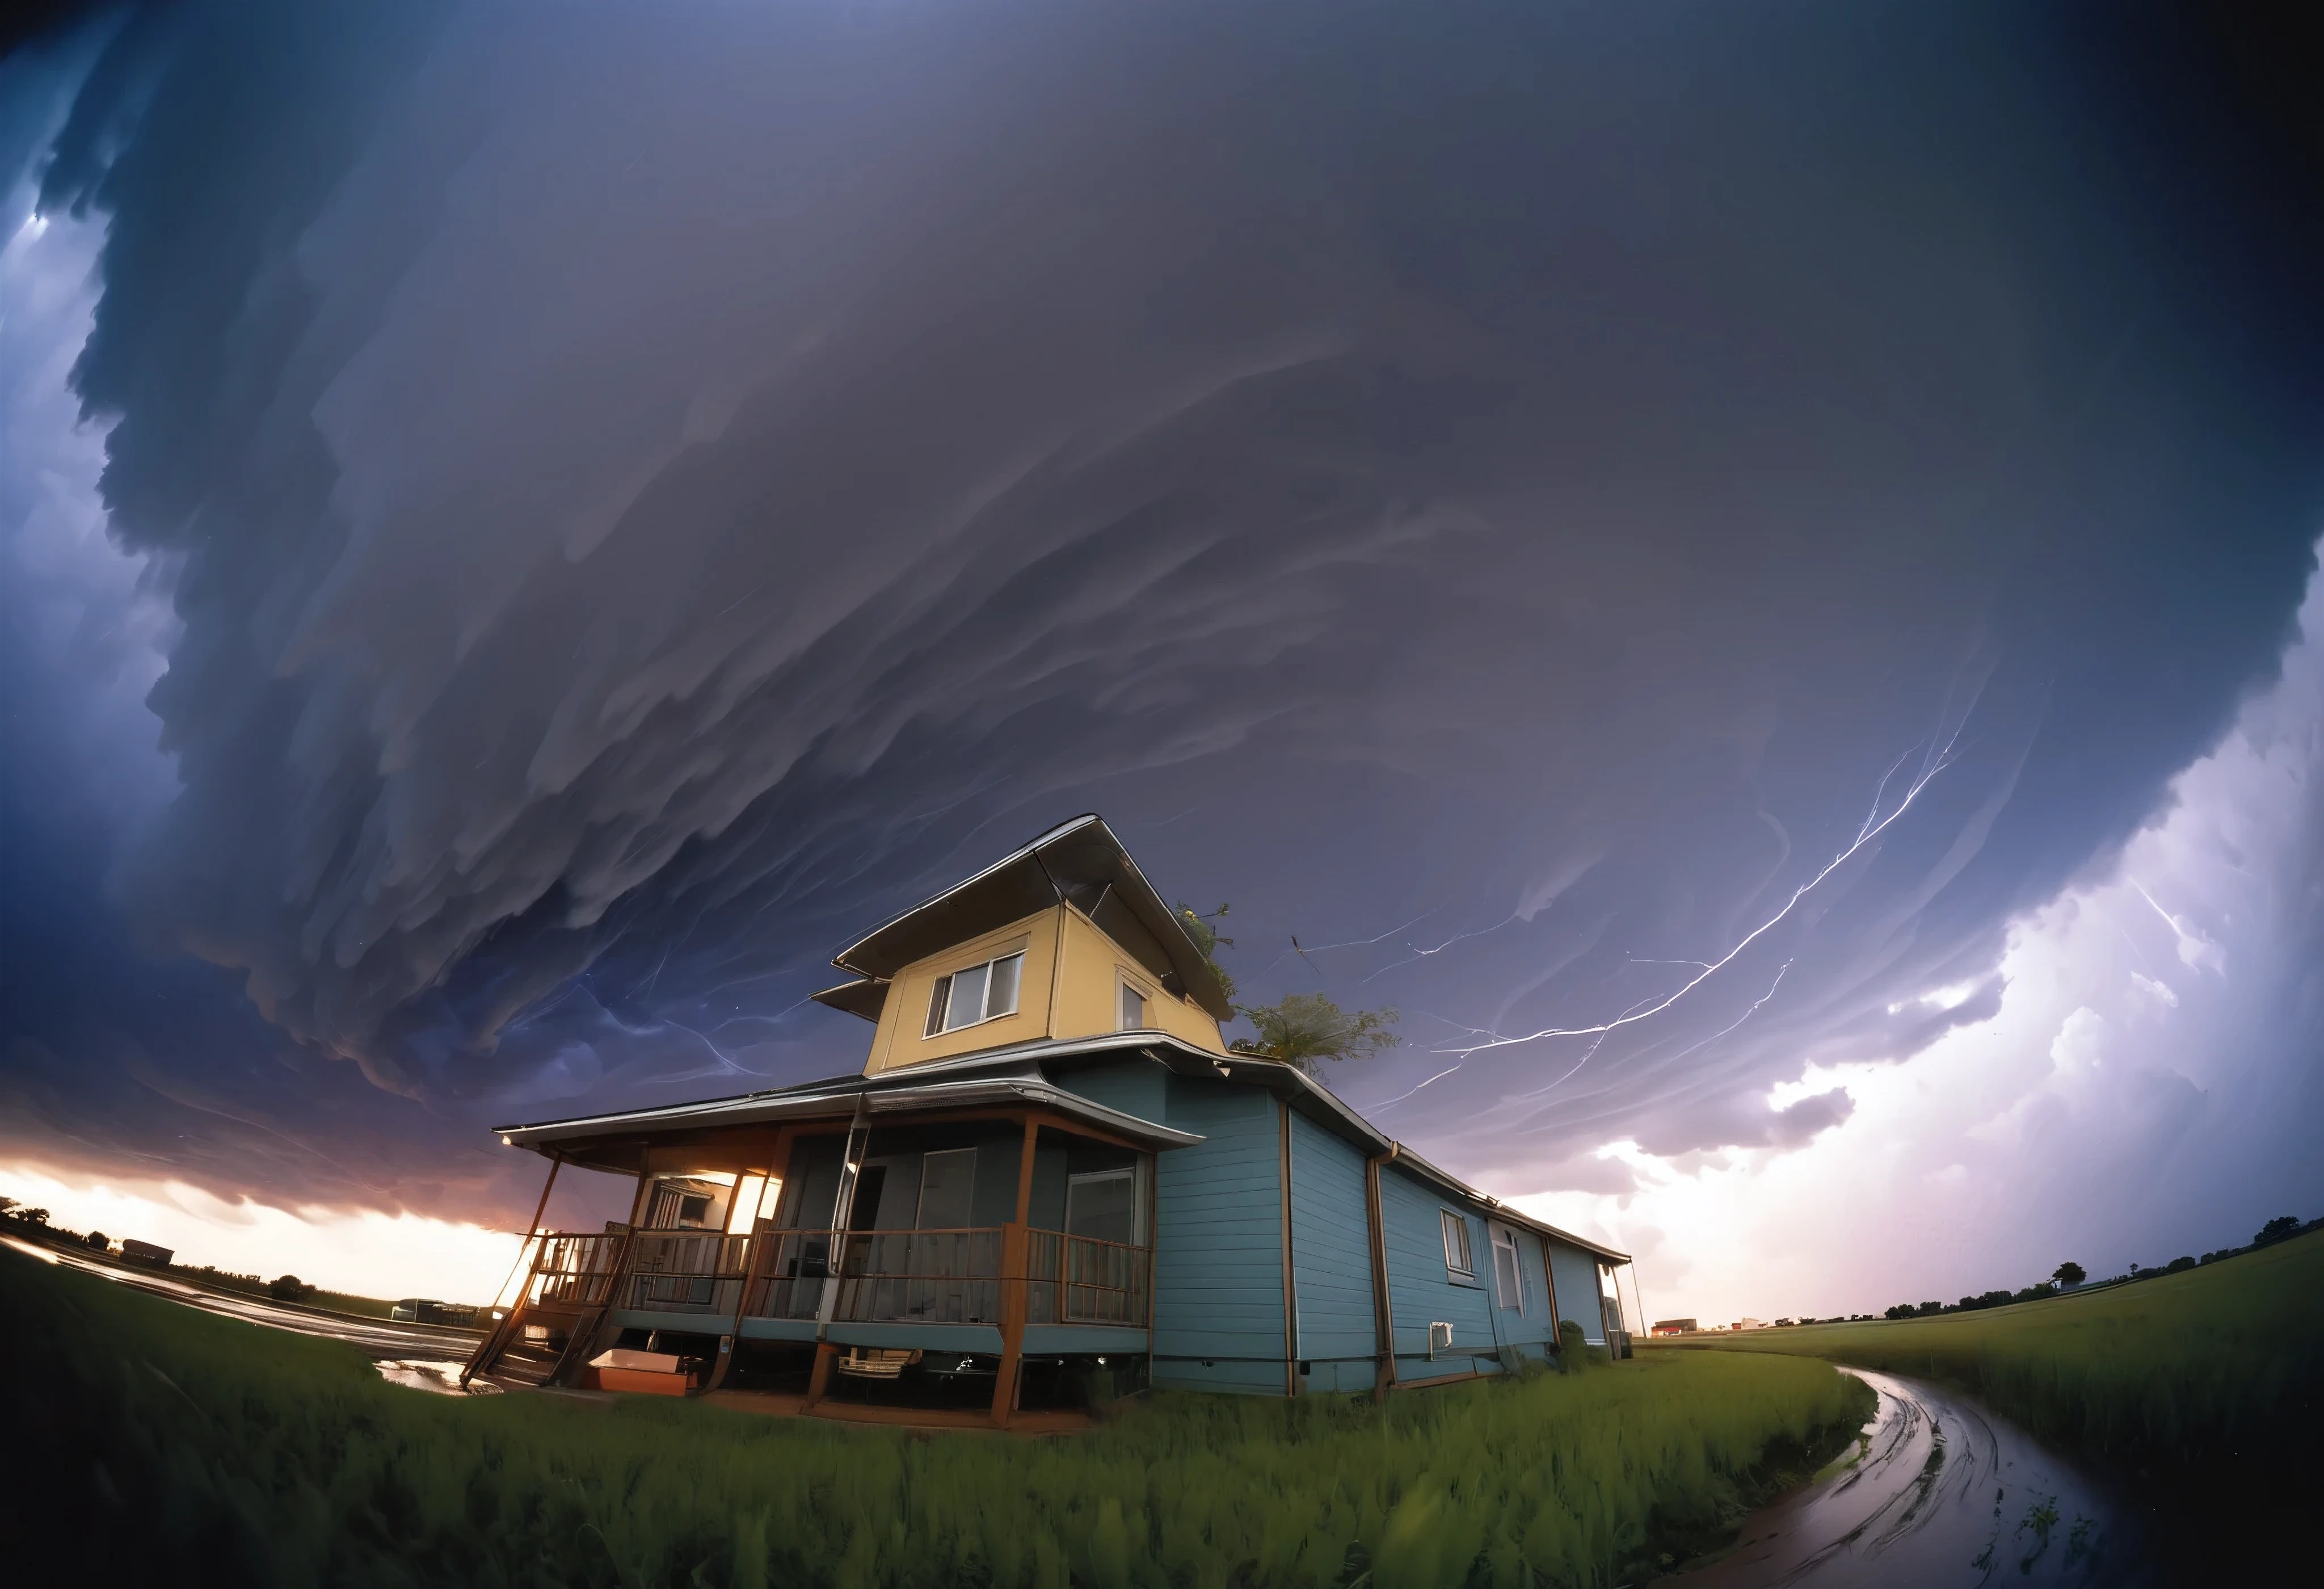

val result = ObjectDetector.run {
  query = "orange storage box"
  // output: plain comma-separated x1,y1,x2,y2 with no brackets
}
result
587,1347,692,1395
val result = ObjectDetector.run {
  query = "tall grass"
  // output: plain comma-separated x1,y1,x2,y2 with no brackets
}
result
1668,1229,2322,1471
1668,1230,2324,1580
1,1248,1868,1587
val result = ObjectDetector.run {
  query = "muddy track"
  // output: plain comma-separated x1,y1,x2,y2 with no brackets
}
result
5,1234,484,1364
1667,1367,2149,1588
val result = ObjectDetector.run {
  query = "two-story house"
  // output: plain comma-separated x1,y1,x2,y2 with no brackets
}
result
464,815,1632,1426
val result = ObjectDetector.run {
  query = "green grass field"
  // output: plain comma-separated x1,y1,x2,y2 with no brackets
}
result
1660,1228,2324,1579
0,1247,1869,1588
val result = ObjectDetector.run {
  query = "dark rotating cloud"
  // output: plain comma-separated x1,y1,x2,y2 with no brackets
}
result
3,1,2320,1228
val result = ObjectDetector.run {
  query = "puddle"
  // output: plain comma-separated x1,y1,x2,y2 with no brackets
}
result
374,1359,499,1395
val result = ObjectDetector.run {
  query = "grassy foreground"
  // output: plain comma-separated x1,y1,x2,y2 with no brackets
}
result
0,1248,1868,1588
1666,1229,2324,1578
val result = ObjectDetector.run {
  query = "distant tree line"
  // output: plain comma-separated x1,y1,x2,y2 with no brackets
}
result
1879,1214,2317,1322
1,1192,313,1303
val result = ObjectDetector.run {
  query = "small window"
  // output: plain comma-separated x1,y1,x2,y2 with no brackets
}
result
1492,1226,1526,1313
677,1194,711,1229
1066,1168,1138,1245
915,1148,977,1230
923,950,1026,1037
1441,1210,1473,1276
1118,978,1148,1031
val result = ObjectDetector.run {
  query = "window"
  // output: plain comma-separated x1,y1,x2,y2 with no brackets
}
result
1492,1225,1526,1313
1118,978,1148,1032
1066,1167,1139,1245
1440,1209,1473,1276
915,1148,977,1230
725,1174,768,1235
647,1180,722,1229
924,950,1025,1036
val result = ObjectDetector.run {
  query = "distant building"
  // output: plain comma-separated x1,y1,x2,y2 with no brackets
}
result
393,1300,481,1326
1733,1317,1767,1331
1650,1317,1698,1335
468,815,1636,1422
119,1238,174,1267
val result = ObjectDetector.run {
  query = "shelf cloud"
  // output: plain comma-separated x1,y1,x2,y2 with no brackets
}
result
2,1,2319,1258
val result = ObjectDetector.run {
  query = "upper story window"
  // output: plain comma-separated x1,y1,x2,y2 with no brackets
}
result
1491,1225,1527,1313
924,950,1025,1037
1441,1209,1473,1277
1118,977,1149,1031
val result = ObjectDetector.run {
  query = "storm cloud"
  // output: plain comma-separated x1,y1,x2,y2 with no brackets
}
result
3,1,2320,1234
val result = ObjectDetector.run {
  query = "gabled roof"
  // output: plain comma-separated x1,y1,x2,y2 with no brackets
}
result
815,815,1233,1020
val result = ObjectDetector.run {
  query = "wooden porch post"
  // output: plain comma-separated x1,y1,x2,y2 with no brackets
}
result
991,1113,1040,1427
702,1126,793,1395
806,1102,872,1409
461,1151,561,1386
627,1153,656,1228
1538,1231,1563,1361
1279,1099,1298,1397
1366,1145,1399,1401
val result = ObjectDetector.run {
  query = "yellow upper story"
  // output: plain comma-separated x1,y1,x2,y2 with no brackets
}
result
862,902,1227,1074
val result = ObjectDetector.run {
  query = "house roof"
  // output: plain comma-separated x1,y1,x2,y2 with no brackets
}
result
492,1031,1628,1264
494,1053,1206,1173
815,815,1234,1021
1085,1035,1634,1264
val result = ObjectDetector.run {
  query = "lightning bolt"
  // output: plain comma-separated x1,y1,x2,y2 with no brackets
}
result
1248,903,1450,980
1363,1063,1465,1113
2127,878,2181,935
1653,957,1795,1069
1358,908,1527,983
1434,718,1971,1060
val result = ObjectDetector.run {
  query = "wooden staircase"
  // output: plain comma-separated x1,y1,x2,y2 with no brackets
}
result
462,1225,635,1389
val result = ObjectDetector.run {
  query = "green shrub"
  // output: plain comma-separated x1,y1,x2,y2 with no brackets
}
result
1,1247,1869,1587
1554,1319,1589,1373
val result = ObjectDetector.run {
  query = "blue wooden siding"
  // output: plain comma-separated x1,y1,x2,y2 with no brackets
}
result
1288,1110,1378,1394
1148,1075,1286,1393
1378,1164,1499,1382
1510,1227,1560,1348
1035,1057,1618,1389
1548,1238,1606,1343
1051,1058,1169,1123
1463,1218,1559,1354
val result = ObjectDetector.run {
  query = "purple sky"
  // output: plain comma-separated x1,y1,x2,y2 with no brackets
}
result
3,2,2319,1315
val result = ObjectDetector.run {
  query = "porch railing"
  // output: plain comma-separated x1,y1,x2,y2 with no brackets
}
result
528,1231,630,1308
622,1231,753,1316
830,1229,1004,1325
521,1226,1151,1332
1027,1230,1151,1326
740,1228,1008,1325
740,1230,837,1322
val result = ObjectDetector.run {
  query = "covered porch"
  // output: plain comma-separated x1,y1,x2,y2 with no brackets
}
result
467,1074,1196,1427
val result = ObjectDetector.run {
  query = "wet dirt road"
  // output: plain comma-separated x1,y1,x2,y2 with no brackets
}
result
1670,1367,2149,1589
6,1232,487,1378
